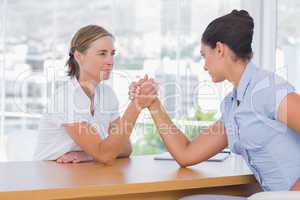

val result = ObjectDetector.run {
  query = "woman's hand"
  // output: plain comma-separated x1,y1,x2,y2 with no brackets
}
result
129,75,148,100
56,151,93,164
129,75,158,109
290,179,300,191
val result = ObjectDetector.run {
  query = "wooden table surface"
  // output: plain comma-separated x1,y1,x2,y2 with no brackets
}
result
0,154,261,200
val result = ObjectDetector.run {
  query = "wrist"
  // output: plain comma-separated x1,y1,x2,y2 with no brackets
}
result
129,100,143,113
148,97,160,110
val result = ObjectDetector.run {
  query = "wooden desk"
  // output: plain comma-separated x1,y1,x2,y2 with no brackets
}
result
0,154,261,200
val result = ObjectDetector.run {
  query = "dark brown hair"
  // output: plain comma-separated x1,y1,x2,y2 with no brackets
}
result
201,10,254,61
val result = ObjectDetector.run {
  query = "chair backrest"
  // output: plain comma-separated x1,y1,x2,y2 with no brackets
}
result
248,192,300,200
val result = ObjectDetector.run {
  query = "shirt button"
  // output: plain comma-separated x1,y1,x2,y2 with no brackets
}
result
249,159,253,165
261,182,269,190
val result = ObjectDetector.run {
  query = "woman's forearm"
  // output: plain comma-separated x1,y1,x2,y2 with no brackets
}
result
291,179,300,191
148,98,190,158
97,101,140,164
117,141,132,158
148,99,228,167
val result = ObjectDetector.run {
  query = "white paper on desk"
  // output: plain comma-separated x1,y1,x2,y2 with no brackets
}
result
154,152,230,162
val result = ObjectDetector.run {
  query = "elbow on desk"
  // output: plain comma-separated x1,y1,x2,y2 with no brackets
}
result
174,151,209,168
93,145,119,165
94,153,116,165
97,148,132,164
174,154,198,168
117,142,132,158
178,161,189,168
93,140,130,165
93,144,132,165
177,159,197,168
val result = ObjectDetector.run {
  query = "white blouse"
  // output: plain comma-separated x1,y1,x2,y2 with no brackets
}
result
33,77,119,160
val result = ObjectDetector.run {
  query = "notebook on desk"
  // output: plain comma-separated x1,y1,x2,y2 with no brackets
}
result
154,148,231,162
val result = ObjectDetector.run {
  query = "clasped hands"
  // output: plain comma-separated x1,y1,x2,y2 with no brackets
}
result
129,75,159,110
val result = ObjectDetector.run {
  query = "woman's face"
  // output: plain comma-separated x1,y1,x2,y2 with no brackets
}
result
200,42,226,83
77,36,115,82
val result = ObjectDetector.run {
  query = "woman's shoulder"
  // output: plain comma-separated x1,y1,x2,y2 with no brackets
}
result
94,82,119,110
53,79,75,102
45,78,83,114
249,67,295,102
249,66,295,118
251,66,293,90
95,82,118,100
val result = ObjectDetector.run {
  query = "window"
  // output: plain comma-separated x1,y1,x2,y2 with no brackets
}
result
276,0,300,93
0,0,240,161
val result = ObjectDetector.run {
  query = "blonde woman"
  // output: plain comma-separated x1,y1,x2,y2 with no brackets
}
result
34,25,157,164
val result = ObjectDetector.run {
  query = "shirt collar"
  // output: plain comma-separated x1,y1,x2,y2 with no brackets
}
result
71,77,83,93
70,77,91,102
235,62,256,102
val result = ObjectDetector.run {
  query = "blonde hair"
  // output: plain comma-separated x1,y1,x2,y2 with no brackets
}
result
66,25,113,79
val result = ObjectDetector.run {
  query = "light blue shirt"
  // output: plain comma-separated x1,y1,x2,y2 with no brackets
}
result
220,62,300,191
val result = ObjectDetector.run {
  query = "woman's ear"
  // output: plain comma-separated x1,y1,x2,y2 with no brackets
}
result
74,50,83,65
215,41,225,58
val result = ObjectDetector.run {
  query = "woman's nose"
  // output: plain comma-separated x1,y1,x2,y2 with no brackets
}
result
106,55,114,65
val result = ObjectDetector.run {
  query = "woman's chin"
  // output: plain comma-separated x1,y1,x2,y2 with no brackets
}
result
213,78,226,83
211,77,222,83
99,72,111,81
210,76,217,82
